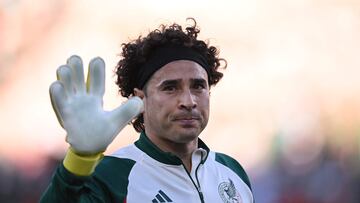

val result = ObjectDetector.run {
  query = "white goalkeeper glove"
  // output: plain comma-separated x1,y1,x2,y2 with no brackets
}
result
49,55,143,155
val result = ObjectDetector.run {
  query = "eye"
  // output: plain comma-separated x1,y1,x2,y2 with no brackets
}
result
193,83,206,90
162,85,176,92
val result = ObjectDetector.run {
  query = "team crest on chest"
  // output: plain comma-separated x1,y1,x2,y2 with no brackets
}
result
218,178,242,203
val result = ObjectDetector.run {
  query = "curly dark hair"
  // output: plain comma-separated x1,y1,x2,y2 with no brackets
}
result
115,18,227,132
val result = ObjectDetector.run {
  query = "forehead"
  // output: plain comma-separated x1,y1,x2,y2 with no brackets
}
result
149,60,208,84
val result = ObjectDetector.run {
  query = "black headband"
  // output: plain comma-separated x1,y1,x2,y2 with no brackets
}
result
137,44,210,89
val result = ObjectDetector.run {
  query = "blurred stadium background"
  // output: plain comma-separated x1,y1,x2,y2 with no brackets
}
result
0,0,359,202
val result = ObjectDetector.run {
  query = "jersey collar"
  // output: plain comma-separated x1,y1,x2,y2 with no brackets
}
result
134,132,210,165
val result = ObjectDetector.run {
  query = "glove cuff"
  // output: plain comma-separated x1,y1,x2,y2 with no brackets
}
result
63,148,104,176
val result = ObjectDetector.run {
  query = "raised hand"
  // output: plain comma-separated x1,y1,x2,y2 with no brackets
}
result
49,55,143,155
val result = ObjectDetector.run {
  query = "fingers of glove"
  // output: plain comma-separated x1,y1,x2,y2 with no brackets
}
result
56,65,74,96
87,57,105,97
49,81,67,127
109,97,144,128
67,55,86,94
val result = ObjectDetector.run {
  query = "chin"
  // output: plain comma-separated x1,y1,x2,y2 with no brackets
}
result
173,130,200,143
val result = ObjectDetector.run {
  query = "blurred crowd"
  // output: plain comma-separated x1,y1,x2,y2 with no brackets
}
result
252,134,360,203
0,154,61,203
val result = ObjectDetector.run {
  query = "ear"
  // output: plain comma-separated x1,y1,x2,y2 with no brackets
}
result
134,88,145,99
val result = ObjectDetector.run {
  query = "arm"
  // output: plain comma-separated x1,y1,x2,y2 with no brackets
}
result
40,55,143,202
40,152,109,203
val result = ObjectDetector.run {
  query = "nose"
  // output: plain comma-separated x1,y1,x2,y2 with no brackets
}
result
179,90,197,111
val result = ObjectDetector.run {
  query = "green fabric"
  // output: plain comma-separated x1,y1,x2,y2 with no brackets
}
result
215,152,252,190
40,157,135,203
135,132,182,165
135,132,210,165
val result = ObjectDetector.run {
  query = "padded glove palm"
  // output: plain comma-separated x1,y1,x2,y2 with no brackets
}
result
49,55,143,155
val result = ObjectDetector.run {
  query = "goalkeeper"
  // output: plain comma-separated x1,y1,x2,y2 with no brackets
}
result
40,18,254,203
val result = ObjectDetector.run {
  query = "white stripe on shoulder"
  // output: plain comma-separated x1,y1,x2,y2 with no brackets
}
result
207,151,216,161
109,144,144,161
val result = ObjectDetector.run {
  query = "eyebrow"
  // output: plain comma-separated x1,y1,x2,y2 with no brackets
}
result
158,78,207,87
158,79,181,88
191,78,207,85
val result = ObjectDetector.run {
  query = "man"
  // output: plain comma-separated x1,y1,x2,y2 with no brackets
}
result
41,18,254,203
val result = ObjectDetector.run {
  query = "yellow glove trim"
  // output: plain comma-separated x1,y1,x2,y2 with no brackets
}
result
63,148,104,176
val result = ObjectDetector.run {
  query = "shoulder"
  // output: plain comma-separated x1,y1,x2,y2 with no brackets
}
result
92,156,136,197
95,144,141,177
93,144,141,189
94,143,144,178
213,152,252,190
96,156,136,174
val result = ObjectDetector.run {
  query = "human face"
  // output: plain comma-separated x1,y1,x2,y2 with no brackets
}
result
141,60,210,145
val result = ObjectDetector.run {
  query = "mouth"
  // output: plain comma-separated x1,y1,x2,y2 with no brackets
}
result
172,115,200,121
172,115,200,128
173,117,200,121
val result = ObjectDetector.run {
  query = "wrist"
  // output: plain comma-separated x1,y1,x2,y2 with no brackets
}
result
63,147,104,176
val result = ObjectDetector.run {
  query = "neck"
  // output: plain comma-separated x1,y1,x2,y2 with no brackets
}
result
146,132,198,172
